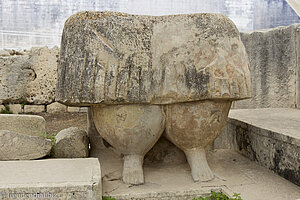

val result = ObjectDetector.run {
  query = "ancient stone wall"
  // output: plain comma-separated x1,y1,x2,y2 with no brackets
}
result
234,23,300,109
0,47,87,113
1,23,300,112
0,47,58,105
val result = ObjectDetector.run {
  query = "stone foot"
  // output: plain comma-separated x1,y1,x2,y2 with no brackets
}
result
184,148,214,182
122,154,144,185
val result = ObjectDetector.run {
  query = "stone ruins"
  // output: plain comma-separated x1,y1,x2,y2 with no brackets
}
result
0,10,299,200
56,11,251,185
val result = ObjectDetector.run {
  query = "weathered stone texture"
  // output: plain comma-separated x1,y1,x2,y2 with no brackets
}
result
0,114,46,137
2,23,300,109
56,11,251,106
67,106,80,112
24,105,45,113
92,104,165,184
8,104,22,113
297,26,300,109
46,102,67,113
0,50,10,56
0,46,59,104
0,130,51,160
54,127,89,158
79,107,88,112
236,24,300,108
215,108,300,186
0,158,102,199
165,100,231,182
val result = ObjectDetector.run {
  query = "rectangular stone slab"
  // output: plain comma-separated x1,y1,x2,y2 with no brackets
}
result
0,158,101,200
0,114,45,137
236,24,300,109
56,12,251,106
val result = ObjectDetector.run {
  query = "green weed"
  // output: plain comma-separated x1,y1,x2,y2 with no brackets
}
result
0,105,12,114
102,197,116,200
193,191,242,200
41,133,57,157
21,102,27,109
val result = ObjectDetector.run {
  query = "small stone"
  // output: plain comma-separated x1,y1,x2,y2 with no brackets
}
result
79,107,88,113
0,130,52,160
0,49,10,56
0,114,46,137
67,106,80,112
54,127,89,158
8,104,22,114
47,102,67,113
4,49,15,55
24,105,45,113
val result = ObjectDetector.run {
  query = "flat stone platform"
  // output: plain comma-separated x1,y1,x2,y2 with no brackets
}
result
0,158,101,200
215,108,300,187
230,108,300,142
99,148,300,200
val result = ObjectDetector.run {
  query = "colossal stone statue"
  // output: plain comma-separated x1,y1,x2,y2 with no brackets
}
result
56,11,251,185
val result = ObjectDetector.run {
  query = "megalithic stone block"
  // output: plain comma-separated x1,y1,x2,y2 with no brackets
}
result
56,11,252,184
56,11,251,106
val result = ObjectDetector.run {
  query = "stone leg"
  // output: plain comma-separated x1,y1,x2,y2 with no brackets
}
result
165,100,231,182
92,104,165,185
184,148,213,182
123,154,144,185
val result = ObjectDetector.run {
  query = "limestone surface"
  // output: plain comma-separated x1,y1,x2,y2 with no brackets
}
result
8,104,22,114
0,46,59,104
0,130,51,160
0,114,46,137
0,158,102,199
56,11,251,106
236,24,300,108
215,108,300,186
165,100,231,181
46,102,67,113
92,104,165,185
67,106,80,112
54,127,89,158
0,50,10,56
24,105,45,113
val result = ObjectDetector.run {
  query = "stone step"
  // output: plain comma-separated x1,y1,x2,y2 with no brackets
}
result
0,158,101,200
215,108,300,187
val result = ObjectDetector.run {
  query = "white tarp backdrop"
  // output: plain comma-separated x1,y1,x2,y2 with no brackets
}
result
0,0,299,49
